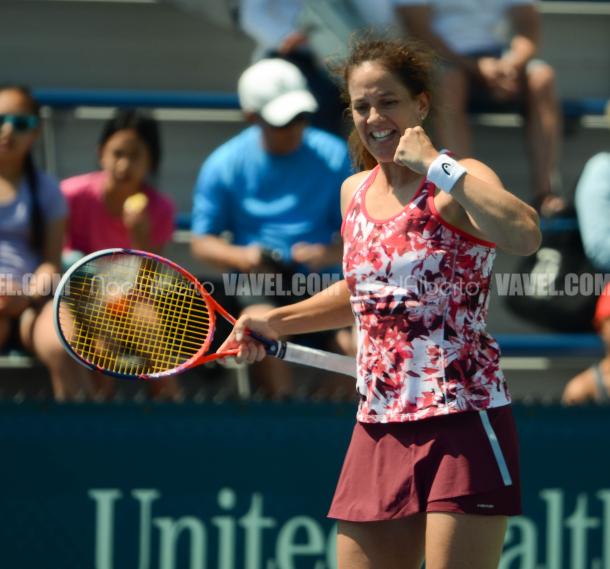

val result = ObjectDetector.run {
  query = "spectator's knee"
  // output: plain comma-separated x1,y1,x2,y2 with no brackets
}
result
527,64,556,95
561,374,595,405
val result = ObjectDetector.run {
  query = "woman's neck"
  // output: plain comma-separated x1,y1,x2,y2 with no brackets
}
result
0,159,26,185
377,162,422,195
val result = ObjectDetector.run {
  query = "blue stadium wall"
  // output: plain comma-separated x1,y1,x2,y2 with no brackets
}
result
0,402,609,568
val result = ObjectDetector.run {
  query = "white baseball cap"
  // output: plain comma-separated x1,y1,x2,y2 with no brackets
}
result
237,59,318,127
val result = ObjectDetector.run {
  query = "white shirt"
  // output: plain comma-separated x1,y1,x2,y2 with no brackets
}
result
398,0,534,55
239,0,303,54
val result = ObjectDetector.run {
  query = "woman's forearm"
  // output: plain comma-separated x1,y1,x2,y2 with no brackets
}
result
267,279,354,336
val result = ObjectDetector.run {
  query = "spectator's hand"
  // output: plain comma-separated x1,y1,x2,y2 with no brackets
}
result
291,242,332,271
278,31,309,55
477,57,502,84
477,57,520,101
239,245,267,272
393,126,439,174
495,58,521,98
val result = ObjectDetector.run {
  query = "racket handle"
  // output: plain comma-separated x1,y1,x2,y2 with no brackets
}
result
247,330,357,378
280,342,357,378
247,330,282,357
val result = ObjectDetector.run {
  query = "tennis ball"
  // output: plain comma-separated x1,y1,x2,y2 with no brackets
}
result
123,192,149,214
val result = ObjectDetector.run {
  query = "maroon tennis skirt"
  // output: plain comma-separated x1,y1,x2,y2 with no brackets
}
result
328,405,521,521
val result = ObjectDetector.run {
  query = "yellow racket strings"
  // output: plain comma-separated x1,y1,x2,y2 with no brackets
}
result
59,255,212,375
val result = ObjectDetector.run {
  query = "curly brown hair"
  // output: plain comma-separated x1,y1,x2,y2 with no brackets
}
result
332,37,436,171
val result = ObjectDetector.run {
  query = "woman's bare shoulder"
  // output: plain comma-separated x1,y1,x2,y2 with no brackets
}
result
341,170,372,215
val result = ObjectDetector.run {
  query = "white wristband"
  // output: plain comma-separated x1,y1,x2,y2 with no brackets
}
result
427,155,467,193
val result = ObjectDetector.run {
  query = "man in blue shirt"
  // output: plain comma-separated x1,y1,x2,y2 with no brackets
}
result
191,58,352,398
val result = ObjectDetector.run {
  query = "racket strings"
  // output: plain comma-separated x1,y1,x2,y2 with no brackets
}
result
58,255,213,375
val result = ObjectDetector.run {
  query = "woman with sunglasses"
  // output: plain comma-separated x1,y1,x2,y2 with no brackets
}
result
0,85,95,400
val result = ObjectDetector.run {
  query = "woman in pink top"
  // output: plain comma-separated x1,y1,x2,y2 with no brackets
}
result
222,39,541,568
62,109,175,255
61,110,178,400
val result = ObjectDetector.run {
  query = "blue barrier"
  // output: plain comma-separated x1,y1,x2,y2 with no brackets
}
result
539,216,580,232
34,88,240,110
562,98,609,118
497,333,603,356
33,88,608,117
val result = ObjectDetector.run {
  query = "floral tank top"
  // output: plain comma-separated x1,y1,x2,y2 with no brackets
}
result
342,165,510,423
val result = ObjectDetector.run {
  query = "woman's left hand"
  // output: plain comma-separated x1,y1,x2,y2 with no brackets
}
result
393,126,440,174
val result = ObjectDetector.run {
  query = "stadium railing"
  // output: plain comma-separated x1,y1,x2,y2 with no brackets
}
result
33,87,608,117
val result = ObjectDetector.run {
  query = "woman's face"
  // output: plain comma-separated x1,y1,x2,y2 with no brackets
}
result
0,89,39,164
348,61,429,164
99,128,152,189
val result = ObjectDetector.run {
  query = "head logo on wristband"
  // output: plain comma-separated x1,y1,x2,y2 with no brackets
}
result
428,155,467,193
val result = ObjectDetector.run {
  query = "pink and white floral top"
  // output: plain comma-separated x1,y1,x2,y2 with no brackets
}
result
342,165,510,423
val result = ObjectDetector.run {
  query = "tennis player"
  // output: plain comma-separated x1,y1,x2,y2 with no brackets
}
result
221,38,541,569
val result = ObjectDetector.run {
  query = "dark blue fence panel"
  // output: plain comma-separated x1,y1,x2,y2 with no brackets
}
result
0,402,609,568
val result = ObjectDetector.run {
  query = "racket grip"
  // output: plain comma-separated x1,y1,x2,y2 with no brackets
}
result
247,330,282,357
245,332,357,379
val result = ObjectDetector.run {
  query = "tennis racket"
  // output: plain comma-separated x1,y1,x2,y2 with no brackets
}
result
53,248,357,380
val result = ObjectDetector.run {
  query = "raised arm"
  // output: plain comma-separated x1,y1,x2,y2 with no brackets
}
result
394,126,541,256
448,158,541,255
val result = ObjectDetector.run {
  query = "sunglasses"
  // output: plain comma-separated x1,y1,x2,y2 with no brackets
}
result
0,114,40,133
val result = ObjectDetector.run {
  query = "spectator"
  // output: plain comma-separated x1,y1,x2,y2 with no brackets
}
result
238,0,346,136
574,147,610,271
397,0,565,217
562,283,610,404
62,109,175,256
0,85,95,400
191,58,352,398
60,109,179,400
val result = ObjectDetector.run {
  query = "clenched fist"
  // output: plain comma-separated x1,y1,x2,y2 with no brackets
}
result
393,126,440,174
